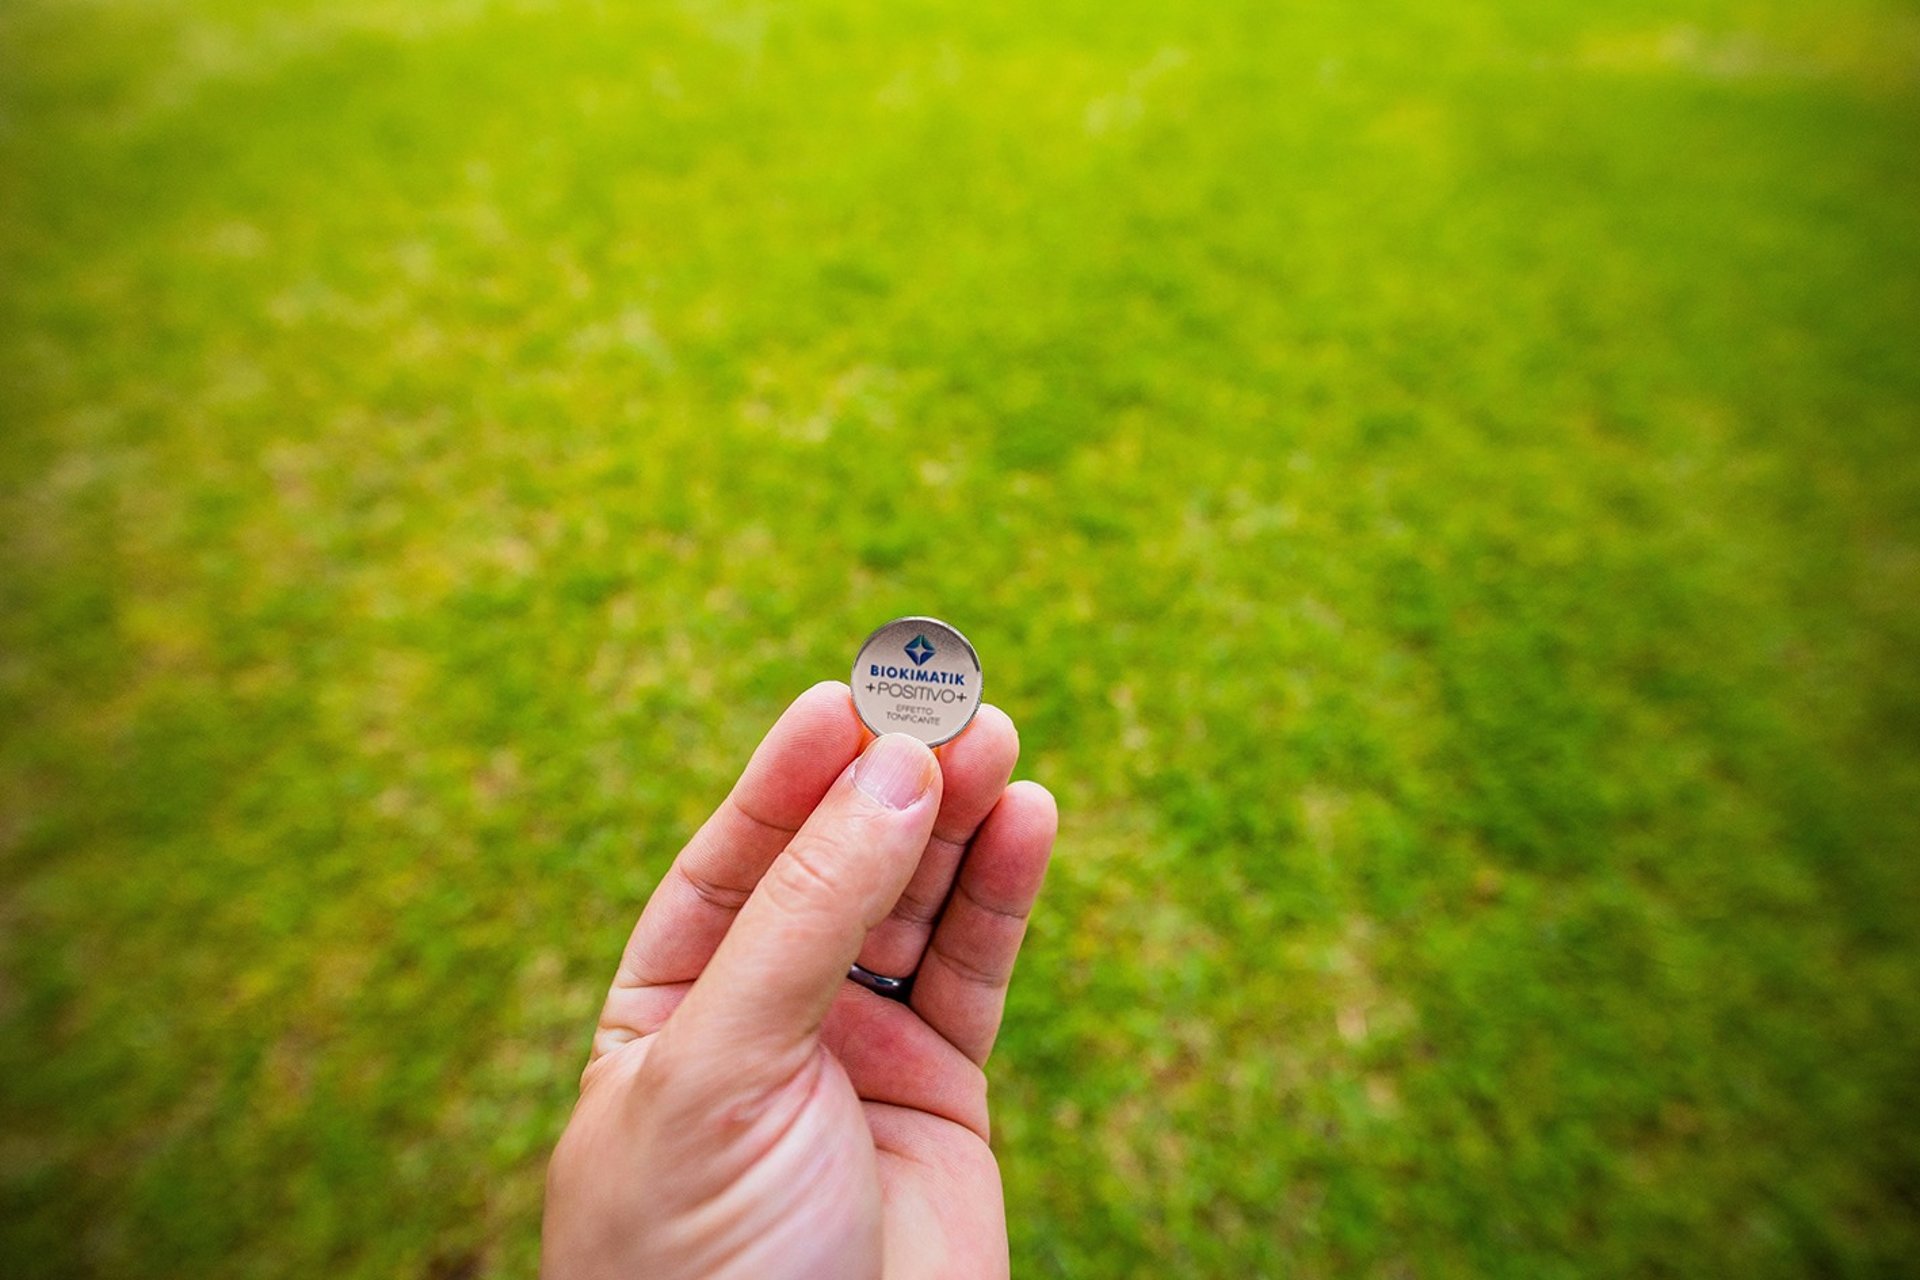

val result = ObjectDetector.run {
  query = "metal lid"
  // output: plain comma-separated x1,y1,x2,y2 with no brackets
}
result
850,616,983,747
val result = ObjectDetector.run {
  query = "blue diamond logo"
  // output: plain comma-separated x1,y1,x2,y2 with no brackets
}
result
904,634,936,666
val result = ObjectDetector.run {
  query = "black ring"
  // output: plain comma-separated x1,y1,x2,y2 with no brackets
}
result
847,963,914,1002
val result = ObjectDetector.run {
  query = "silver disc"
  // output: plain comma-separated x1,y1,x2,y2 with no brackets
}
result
850,616,983,746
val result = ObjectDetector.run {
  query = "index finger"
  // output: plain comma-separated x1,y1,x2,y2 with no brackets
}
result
611,681,864,991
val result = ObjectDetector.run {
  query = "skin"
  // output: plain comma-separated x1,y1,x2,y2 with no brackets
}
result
543,681,1058,1280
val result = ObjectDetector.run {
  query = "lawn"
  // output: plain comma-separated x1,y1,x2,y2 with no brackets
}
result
2,0,1917,1275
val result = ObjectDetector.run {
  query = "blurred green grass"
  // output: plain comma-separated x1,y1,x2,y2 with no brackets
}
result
3,0,1918,1275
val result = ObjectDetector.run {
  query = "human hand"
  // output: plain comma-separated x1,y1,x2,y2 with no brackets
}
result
543,682,1057,1280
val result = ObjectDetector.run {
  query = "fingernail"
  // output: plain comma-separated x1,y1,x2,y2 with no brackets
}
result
853,734,935,810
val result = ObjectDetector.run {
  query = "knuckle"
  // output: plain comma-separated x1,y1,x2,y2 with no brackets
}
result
762,830,853,914
959,877,1031,925
931,938,1008,990
890,884,945,928
675,861,753,912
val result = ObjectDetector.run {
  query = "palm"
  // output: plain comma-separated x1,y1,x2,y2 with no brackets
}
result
822,990,1013,1279
586,983,1003,1278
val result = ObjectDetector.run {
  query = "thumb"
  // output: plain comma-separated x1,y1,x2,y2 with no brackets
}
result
662,733,940,1081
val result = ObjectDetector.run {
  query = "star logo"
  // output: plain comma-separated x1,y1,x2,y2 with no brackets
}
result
904,634,936,666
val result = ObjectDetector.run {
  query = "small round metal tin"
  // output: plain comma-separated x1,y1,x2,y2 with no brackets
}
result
850,616,983,747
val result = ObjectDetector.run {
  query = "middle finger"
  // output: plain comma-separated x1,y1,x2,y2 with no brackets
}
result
851,704,1019,980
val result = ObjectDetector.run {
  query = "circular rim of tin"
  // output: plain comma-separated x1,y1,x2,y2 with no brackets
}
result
850,615,983,747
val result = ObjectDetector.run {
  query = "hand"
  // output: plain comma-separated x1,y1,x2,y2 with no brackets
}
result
543,682,1058,1280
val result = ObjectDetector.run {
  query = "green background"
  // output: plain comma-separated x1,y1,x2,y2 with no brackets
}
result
3,0,1917,1275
